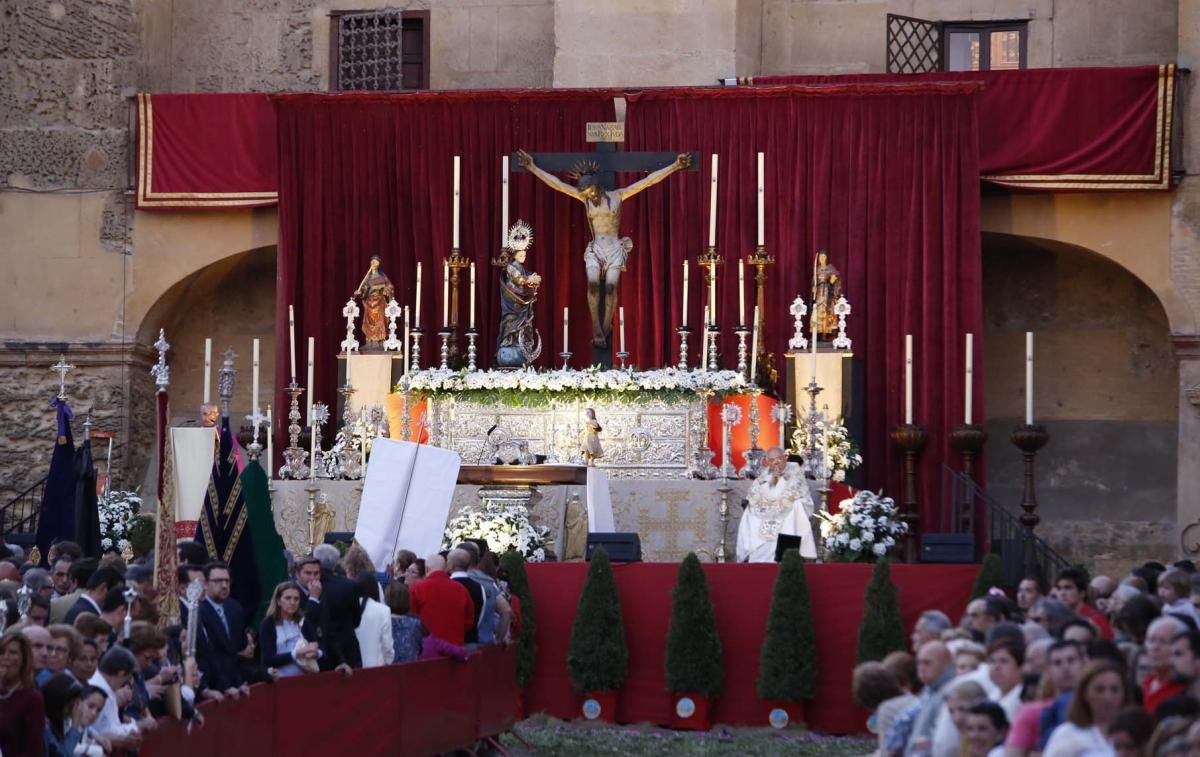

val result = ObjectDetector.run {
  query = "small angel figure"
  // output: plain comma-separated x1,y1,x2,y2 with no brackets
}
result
580,407,604,465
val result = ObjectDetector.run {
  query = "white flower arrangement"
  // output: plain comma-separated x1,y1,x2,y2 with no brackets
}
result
98,490,141,554
442,502,551,562
397,366,745,406
789,416,863,483
816,490,907,563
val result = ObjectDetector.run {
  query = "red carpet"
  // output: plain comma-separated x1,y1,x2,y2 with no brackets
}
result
525,562,977,734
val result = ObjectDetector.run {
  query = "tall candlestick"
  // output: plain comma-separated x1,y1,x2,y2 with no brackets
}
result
469,262,476,329
266,403,273,479
1025,331,1034,425
203,338,212,404
442,261,450,327
288,305,297,382
252,339,260,417
310,418,317,475
738,258,746,324
360,425,367,471
905,334,914,425
700,306,710,371
681,261,689,327
345,347,352,384
415,262,423,329
809,314,818,383
563,307,569,352
750,305,760,382
452,155,461,250
708,154,719,247
619,306,626,354
965,333,974,425
708,263,717,323
756,152,765,247
501,155,510,239
306,337,315,419
404,307,411,375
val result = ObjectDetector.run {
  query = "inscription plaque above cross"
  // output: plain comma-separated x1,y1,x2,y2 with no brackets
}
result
513,123,698,367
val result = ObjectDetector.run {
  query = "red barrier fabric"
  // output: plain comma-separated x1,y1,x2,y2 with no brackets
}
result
621,85,981,531
135,93,278,209
523,561,976,734
750,65,1178,191
140,648,516,757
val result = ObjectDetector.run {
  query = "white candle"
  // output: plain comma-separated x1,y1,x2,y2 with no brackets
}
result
700,306,710,371
287,305,297,382
681,261,689,327
443,261,450,327
778,407,787,450
415,263,423,329
905,334,914,425
738,258,746,325
252,339,260,421
266,403,273,479
310,420,317,476
707,154,718,247
749,305,759,382
756,152,765,247
203,338,212,404
809,313,818,382
965,333,974,425
306,337,315,419
619,307,626,354
1025,331,1034,425
470,262,476,329
403,307,411,375
345,347,352,385
501,155,510,239
563,307,569,352
452,155,461,250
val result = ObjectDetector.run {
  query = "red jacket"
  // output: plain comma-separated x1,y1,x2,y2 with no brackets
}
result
1079,603,1114,640
410,571,475,645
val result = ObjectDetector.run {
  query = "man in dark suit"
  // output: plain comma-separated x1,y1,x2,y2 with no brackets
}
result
293,555,325,640
194,561,254,700
312,544,362,670
64,565,124,625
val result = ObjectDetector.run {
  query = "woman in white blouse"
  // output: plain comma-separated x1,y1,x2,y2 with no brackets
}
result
354,574,394,668
1043,660,1130,757
258,581,320,677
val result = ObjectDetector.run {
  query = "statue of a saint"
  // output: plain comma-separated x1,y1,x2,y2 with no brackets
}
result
579,407,603,465
516,149,693,348
810,250,842,339
736,447,817,562
495,222,542,368
354,257,395,349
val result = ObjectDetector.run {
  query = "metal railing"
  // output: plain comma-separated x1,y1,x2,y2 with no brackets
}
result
1,476,47,539
939,465,1070,588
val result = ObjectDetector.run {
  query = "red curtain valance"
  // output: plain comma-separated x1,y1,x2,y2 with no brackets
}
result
135,93,278,210
749,64,1178,191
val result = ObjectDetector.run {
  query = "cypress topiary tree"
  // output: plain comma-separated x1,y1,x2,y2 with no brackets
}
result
856,559,906,663
499,550,537,688
756,550,817,701
970,553,1005,600
567,546,628,694
665,553,723,700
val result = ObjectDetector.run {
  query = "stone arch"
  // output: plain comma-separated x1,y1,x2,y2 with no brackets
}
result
980,231,1179,575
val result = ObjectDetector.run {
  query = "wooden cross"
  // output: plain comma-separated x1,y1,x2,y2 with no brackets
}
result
50,354,74,401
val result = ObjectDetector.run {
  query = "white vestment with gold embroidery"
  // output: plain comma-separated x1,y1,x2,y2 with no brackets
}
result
736,462,817,561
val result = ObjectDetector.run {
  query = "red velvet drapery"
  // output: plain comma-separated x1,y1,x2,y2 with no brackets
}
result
750,65,1178,191
620,84,983,523
273,90,615,440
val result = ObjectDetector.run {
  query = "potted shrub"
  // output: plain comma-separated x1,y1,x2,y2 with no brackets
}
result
499,550,538,719
756,550,816,728
566,546,627,722
664,553,723,730
856,558,906,663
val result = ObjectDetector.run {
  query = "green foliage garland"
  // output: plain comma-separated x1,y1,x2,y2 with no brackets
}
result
567,547,628,694
756,550,817,701
855,559,907,664
970,553,1005,600
664,553,723,699
499,550,538,688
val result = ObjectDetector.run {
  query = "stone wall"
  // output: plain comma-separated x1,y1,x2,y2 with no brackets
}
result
981,234,1180,573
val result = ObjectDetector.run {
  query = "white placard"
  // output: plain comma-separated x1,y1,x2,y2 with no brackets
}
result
586,467,615,532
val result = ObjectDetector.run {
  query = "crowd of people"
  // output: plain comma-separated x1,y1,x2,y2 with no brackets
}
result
854,562,1200,756
0,537,521,756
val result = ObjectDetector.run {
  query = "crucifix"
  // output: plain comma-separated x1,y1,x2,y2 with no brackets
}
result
50,354,74,401
513,127,698,367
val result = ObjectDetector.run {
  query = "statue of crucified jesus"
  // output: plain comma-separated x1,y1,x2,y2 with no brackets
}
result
516,149,693,348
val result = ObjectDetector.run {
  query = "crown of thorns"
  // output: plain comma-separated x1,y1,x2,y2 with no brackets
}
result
567,159,600,182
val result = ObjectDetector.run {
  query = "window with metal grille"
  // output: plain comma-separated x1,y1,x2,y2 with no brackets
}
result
944,21,1027,71
887,14,942,74
331,9,429,91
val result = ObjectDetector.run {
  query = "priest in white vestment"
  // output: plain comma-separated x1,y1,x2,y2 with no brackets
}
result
736,447,818,561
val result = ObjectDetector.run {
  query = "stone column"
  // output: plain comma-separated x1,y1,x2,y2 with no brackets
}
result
1176,338,1200,557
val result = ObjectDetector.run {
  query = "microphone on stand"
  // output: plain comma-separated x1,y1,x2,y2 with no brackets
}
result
477,424,499,464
